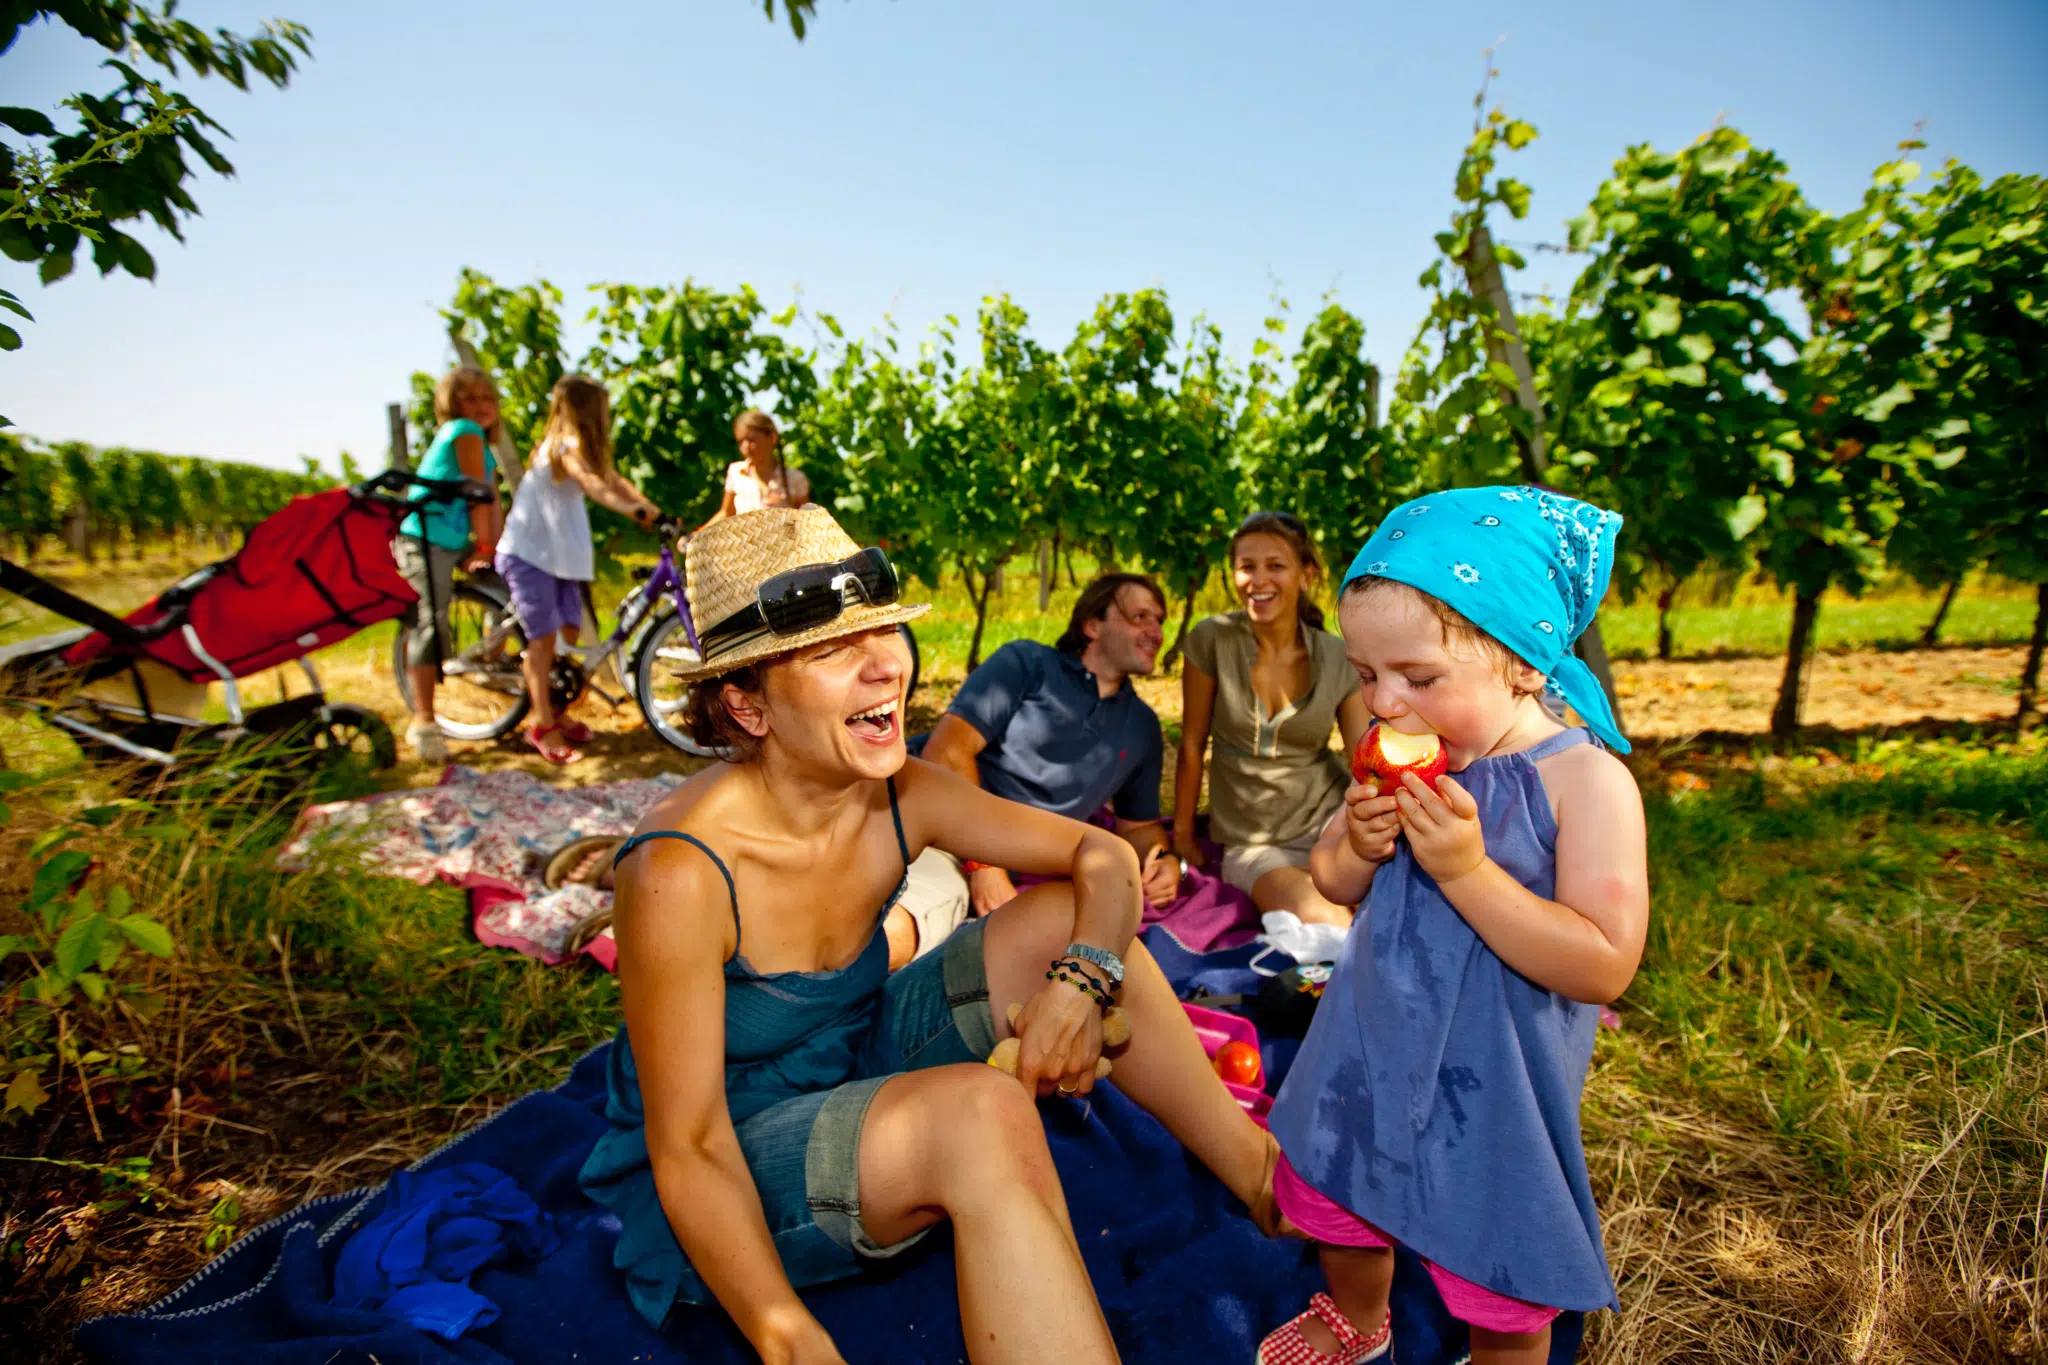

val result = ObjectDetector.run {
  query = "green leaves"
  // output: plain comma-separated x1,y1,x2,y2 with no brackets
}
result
1,6,312,351
115,915,174,958
1641,296,1683,338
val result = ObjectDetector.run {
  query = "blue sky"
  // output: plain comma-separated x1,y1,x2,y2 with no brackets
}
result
6,0,2044,472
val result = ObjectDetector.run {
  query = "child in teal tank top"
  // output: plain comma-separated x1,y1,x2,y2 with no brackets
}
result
392,366,504,761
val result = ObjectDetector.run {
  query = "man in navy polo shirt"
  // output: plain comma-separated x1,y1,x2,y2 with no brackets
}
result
888,574,1182,964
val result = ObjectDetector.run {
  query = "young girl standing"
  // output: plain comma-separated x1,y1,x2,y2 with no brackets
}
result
707,408,808,521
1260,488,1649,1365
495,375,660,764
395,366,504,763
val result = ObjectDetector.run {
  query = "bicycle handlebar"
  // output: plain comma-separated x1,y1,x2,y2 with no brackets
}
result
352,468,497,506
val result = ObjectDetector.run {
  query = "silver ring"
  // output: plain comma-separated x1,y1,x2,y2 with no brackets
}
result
1057,1082,1078,1095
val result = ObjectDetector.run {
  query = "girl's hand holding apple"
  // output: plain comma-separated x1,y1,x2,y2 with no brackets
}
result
1392,771,1487,885
1342,781,1402,865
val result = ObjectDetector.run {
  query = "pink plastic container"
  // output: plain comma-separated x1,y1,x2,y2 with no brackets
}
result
1181,1001,1271,1127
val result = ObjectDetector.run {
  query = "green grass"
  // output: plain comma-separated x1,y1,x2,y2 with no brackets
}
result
6,667,2046,1359
1596,592,2038,661
1586,736,2048,1360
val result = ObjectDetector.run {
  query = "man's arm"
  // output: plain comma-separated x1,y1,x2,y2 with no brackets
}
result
920,713,988,789
920,714,1018,914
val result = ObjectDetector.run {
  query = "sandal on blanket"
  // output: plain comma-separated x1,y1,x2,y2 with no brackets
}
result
544,836,624,891
1256,1295,1391,1365
526,722,582,765
565,907,615,955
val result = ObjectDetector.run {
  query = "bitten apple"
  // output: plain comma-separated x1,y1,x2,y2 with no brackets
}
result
1352,723,1449,791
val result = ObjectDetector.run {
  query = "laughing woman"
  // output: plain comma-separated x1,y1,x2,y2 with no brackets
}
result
1176,512,1372,928
581,508,1286,1364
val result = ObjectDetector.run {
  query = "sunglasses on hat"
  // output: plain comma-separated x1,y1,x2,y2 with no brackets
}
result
696,547,903,655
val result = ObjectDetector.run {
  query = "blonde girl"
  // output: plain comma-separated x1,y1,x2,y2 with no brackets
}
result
395,365,504,762
495,374,660,764
708,409,809,522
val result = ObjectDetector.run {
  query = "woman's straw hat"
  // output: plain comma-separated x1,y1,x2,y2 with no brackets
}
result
666,507,929,684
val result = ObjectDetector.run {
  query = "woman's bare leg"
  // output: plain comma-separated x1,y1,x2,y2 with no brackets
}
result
1252,865,1354,929
981,884,1272,1213
858,1064,1118,1365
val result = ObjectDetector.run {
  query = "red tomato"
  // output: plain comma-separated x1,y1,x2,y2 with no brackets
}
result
1214,1040,1263,1087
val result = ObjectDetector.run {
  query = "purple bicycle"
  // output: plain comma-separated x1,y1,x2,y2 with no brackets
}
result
395,518,921,757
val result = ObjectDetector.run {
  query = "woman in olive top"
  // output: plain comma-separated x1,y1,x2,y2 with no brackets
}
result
394,365,504,762
1175,511,1371,928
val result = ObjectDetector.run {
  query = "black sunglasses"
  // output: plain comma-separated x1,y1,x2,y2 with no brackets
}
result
699,547,902,652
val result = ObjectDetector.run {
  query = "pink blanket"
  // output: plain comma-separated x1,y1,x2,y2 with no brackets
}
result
278,765,681,970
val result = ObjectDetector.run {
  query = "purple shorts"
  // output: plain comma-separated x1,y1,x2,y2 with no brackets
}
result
495,553,584,639
1273,1154,1560,1335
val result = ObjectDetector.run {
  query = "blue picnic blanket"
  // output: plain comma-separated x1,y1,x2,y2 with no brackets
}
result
76,931,1585,1363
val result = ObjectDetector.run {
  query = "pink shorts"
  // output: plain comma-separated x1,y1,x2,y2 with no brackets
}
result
1273,1154,1560,1336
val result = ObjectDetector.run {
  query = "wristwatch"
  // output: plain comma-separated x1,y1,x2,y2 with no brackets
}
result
1063,942,1125,985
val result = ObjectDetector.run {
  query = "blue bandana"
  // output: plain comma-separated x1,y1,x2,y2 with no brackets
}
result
1341,486,1629,753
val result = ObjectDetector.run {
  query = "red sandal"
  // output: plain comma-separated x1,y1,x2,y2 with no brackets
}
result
557,716,594,744
525,722,582,765
1256,1294,1391,1365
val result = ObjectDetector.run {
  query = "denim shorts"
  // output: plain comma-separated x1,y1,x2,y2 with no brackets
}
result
581,917,997,1325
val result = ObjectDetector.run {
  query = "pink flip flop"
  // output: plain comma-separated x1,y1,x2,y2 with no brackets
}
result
1256,1294,1391,1365
525,722,582,765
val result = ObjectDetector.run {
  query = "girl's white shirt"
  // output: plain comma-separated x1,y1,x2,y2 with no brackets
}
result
499,438,596,581
725,459,807,515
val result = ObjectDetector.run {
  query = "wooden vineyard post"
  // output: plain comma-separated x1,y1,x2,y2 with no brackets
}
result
387,403,410,471
1037,539,1054,611
1463,222,1624,732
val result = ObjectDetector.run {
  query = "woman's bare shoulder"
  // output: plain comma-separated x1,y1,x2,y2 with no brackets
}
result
613,772,743,958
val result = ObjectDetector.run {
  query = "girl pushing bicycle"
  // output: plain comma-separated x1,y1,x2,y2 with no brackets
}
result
497,375,661,764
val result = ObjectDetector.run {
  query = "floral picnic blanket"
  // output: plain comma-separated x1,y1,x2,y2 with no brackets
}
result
278,766,682,970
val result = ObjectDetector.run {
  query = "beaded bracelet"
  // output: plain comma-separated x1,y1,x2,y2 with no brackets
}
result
1045,960,1114,1011
1059,954,1117,997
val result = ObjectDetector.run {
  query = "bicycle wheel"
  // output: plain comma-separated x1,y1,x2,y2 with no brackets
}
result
389,582,532,741
607,586,669,703
311,702,398,771
632,613,725,758
899,622,922,703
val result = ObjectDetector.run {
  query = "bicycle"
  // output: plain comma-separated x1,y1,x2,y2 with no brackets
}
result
392,518,921,758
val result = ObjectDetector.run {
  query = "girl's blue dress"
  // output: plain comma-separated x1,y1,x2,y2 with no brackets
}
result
1267,727,1620,1313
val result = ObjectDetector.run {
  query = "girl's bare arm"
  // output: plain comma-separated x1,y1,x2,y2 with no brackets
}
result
1395,746,1648,1003
1173,662,1216,863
